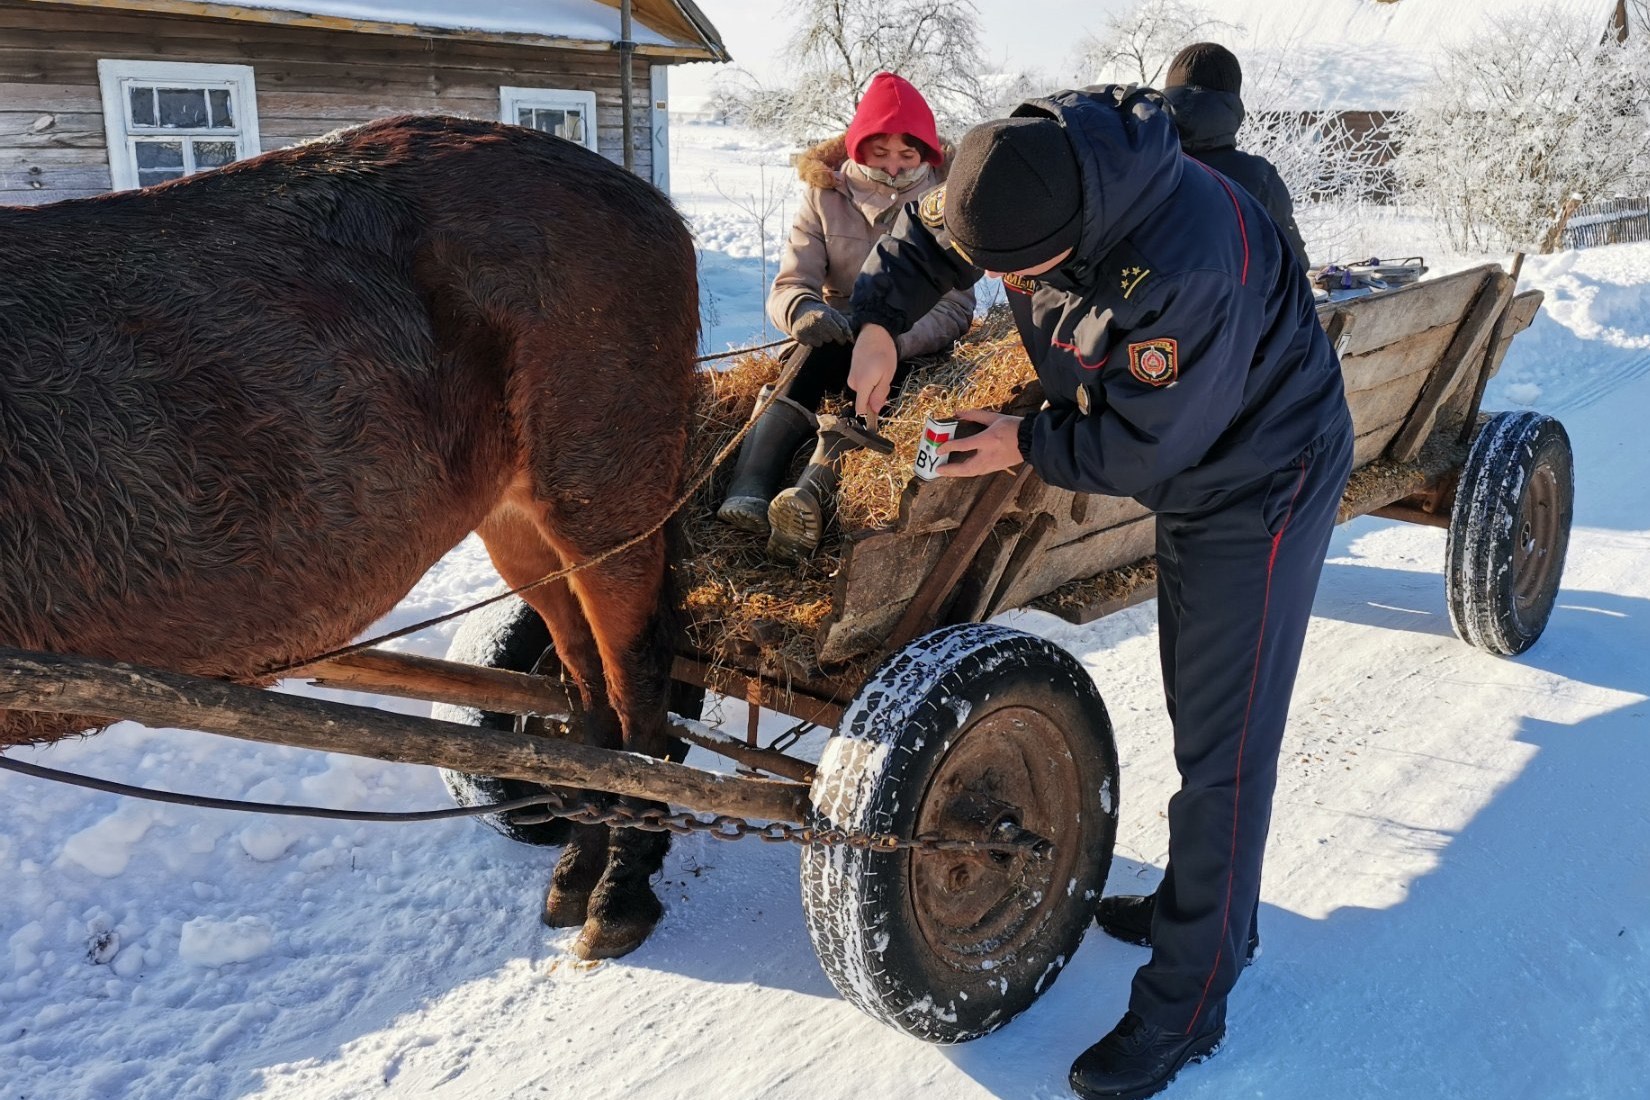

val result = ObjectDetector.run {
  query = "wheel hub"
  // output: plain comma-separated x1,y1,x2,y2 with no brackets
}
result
908,705,1083,969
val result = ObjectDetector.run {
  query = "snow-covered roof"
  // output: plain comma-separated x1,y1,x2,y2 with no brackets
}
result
33,0,728,60
1211,0,1628,109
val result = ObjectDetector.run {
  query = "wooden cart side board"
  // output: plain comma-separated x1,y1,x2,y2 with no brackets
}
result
1040,436,1472,626
1314,265,1498,359
1389,270,1514,461
815,264,1535,669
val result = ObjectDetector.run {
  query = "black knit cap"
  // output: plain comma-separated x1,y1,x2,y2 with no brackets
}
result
943,117,1082,273
1166,42,1243,95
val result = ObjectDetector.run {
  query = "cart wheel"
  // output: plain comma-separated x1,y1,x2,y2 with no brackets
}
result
435,597,703,846
1447,411,1574,655
434,597,573,847
801,623,1118,1043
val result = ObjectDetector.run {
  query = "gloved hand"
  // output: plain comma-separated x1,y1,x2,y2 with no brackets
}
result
791,300,854,347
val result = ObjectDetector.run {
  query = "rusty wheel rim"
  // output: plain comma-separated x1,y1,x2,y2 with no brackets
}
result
1512,461,1562,618
908,703,1083,971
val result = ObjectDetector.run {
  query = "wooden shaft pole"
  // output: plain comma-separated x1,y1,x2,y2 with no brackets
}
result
0,647,810,822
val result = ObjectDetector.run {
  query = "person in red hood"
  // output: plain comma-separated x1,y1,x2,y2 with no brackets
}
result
718,72,975,561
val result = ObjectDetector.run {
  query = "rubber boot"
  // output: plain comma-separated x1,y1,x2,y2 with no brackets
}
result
766,414,863,563
716,385,817,535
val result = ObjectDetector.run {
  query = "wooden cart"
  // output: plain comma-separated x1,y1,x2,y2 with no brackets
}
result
0,261,1572,1046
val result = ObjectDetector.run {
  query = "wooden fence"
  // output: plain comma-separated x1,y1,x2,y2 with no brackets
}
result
1563,197,1650,249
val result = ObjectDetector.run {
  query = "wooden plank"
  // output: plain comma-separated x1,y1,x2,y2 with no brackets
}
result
1353,422,1401,468
1339,321,1460,398
987,516,1157,615
0,646,810,821
1345,365,1432,440
1316,265,1497,359
304,648,576,717
1482,290,1542,382
884,464,1035,651
1390,271,1513,461
671,656,847,730
0,82,103,113
1,186,102,204
0,159,109,192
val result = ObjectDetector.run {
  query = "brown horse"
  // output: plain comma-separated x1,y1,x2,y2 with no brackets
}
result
0,115,698,959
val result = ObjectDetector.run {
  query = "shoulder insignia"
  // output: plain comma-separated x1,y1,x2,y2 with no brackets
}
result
1100,238,1156,301
1119,265,1151,298
1002,272,1035,296
1127,338,1179,386
919,185,947,231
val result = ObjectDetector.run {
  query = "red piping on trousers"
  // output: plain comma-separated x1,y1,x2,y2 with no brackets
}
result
1185,456,1307,1035
1191,159,1250,287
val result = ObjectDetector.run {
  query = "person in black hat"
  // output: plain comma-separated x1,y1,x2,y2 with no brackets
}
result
1163,41,1310,269
848,86,1353,1099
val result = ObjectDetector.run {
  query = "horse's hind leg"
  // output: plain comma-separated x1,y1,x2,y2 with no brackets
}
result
562,537,677,960
481,488,680,959
476,507,617,930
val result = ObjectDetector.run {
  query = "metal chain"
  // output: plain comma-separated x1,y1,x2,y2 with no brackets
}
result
507,791,1052,858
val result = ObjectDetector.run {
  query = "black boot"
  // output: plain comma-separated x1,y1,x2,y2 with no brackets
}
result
1095,892,1260,965
716,385,816,535
766,413,890,562
1069,1011,1225,1100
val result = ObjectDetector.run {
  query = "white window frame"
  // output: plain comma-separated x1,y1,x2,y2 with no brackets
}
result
97,59,261,192
500,86,600,152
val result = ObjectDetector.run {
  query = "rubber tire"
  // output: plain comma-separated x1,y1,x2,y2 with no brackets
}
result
1447,411,1574,655
434,597,574,847
801,623,1119,1044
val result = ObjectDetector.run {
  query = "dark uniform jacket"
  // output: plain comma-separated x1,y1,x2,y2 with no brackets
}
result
1162,84,1310,269
851,86,1349,516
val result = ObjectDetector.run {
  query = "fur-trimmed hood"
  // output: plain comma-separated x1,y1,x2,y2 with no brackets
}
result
796,133,954,190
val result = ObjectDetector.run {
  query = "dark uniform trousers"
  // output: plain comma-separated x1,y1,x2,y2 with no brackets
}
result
1130,415,1354,1035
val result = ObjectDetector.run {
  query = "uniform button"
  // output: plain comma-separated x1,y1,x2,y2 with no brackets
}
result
1076,386,1092,415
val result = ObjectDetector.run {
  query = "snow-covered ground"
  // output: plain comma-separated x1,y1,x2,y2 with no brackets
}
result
4,122,1648,1100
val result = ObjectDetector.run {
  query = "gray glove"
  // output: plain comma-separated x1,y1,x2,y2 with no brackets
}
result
791,300,854,347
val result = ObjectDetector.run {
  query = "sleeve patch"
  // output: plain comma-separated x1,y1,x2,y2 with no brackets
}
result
1127,338,1179,386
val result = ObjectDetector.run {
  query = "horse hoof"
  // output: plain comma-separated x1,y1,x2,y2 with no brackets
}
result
542,887,592,928
571,914,657,960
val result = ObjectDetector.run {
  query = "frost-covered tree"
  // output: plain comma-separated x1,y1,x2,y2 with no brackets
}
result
1395,7,1650,253
715,0,1004,141
1073,0,1236,87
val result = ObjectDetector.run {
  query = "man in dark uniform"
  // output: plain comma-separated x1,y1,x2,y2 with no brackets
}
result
847,86,1354,1099
1162,41,1311,269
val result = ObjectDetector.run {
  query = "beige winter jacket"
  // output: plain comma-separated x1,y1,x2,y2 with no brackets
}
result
767,135,975,359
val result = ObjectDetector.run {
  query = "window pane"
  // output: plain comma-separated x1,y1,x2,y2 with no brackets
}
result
129,86,156,127
156,88,209,129
208,89,234,129
138,168,185,187
135,139,185,169
193,140,237,169
517,107,534,127
564,112,585,143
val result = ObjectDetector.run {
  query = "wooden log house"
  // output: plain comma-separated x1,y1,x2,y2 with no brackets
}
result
0,0,728,205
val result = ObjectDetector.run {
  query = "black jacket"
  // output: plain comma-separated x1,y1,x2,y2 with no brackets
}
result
851,86,1349,515
1163,84,1309,269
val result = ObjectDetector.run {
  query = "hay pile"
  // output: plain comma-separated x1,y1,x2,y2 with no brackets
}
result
679,307,1033,676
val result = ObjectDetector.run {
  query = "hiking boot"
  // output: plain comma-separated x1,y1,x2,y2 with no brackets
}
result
1095,893,1260,965
1069,1011,1225,1100
766,413,892,562
716,385,816,535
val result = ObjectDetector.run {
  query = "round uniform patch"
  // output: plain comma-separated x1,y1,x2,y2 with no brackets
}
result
1127,338,1179,386
919,185,947,231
